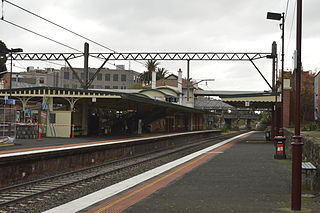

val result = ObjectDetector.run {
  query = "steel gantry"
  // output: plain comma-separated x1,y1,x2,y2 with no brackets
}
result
8,49,274,92
10,52,269,61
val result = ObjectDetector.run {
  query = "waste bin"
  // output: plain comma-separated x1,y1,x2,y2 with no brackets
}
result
274,136,286,159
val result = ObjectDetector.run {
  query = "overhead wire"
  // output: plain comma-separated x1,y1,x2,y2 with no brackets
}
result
3,0,144,66
3,0,116,53
2,19,83,53
2,18,118,67
284,0,290,20
285,0,297,57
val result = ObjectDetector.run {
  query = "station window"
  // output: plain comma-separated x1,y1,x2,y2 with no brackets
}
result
96,85,103,89
166,97,177,103
64,72,69,80
113,86,118,89
121,74,126,82
39,78,44,84
105,74,110,81
113,74,118,81
89,73,94,79
105,85,110,89
97,73,102,81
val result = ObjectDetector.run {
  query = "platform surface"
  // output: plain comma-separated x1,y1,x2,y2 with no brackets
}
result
83,131,319,213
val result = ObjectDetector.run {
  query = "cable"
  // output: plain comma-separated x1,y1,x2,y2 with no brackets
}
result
285,0,297,57
284,0,290,20
2,19,83,53
2,18,118,68
3,0,144,65
3,0,116,53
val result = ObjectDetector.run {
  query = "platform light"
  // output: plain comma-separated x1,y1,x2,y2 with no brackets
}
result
266,12,282,21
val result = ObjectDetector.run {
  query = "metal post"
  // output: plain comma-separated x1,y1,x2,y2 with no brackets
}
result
272,42,277,138
84,42,89,88
187,60,190,102
9,50,12,99
280,12,285,136
8,50,12,137
291,0,303,210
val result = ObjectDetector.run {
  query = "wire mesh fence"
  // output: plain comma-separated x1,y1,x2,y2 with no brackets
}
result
0,107,17,140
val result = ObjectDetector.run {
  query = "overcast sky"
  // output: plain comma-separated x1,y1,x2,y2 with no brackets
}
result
1,0,319,91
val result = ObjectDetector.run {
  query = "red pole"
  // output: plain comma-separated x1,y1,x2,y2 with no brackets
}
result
291,0,303,210
38,123,41,141
72,124,75,138
280,12,285,136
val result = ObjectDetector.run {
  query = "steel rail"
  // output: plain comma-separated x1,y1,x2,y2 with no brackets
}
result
0,132,243,209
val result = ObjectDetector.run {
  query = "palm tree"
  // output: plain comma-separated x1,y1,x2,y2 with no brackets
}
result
139,60,160,85
156,67,168,80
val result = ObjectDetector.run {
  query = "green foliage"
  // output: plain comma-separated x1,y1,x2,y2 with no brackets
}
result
301,121,320,131
256,111,271,131
0,40,8,72
139,60,168,85
156,67,168,79
221,125,228,133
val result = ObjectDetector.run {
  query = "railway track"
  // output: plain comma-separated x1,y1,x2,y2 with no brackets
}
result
0,131,243,212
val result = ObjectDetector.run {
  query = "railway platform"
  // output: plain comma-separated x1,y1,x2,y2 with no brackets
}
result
0,134,151,154
46,131,320,213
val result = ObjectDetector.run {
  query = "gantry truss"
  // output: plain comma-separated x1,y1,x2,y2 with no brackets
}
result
7,51,274,90
9,52,271,61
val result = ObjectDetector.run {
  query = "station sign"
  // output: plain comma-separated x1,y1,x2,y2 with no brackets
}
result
6,99,15,105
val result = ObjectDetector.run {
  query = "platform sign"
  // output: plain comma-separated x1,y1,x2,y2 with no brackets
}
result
6,99,15,105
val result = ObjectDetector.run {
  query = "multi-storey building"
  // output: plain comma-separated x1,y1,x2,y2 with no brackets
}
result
4,65,141,89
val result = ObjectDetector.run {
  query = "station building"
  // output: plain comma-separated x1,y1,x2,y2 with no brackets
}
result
0,68,210,138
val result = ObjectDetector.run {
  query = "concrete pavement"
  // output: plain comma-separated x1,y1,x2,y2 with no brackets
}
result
123,131,319,212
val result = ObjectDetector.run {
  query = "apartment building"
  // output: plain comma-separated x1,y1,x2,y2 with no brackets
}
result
9,65,141,89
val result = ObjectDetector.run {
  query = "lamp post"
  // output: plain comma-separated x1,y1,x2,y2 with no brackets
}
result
291,0,303,210
7,48,23,137
267,12,285,136
9,48,23,98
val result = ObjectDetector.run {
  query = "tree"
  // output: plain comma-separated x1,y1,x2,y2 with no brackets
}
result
139,60,160,85
281,70,315,124
0,40,8,73
156,67,168,79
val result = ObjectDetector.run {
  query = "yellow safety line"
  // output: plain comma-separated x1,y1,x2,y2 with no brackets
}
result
0,143,14,147
93,150,211,213
246,140,272,143
93,132,251,213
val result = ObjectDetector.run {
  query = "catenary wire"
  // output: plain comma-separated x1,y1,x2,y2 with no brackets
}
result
3,0,144,66
2,19,82,53
2,18,118,67
284,0,290,20
285,0,296,58
3,0,116,53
